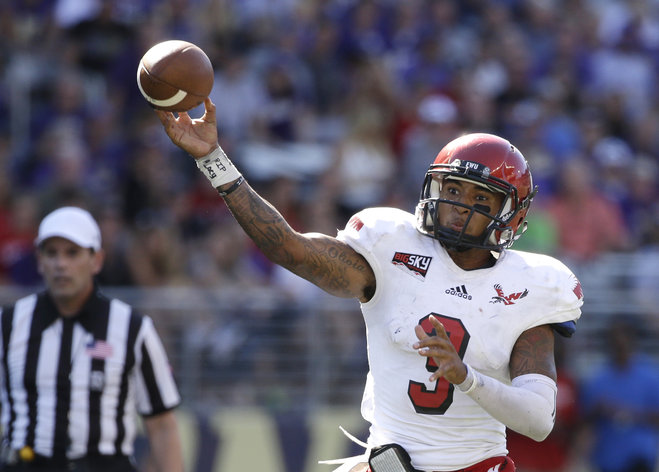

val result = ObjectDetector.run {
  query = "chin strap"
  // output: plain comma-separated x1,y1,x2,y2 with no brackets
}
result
318,426,371,471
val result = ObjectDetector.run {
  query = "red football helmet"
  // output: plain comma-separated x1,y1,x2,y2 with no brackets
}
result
415,133,537,251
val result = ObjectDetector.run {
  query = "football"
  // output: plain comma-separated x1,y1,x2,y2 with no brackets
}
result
137,40,214,112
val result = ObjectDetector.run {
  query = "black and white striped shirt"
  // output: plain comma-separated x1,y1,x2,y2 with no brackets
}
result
0,289,180,459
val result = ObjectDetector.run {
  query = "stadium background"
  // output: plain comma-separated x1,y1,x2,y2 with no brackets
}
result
1,1,659,471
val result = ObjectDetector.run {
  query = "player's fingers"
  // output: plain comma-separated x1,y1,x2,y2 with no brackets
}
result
205,97,216,111
416,341,446,355
201,109,215,125
414,324,429,342
429,370,442,382
201,98,217,124
429,316,449,338
427,356,447,382
155,110,173,126
414,328,446,349
429,315,449,341
414,337,443,352
177,111,193,125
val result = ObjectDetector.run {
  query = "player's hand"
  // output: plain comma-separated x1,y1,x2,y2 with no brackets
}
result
155,97,219,158
413,315,468,385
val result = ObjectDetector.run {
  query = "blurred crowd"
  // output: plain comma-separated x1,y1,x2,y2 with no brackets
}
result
2,1,659,471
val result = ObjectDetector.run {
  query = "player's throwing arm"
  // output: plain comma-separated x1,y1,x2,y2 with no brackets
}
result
156,99,375,302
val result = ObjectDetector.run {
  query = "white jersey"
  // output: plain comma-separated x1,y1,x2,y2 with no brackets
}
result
337,207,583,471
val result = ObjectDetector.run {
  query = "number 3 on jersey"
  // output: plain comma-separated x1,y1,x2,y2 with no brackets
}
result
407,314,470,414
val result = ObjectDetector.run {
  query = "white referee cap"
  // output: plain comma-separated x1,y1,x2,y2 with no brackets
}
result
35,206,102,251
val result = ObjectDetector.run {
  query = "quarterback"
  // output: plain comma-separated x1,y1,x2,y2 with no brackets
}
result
156,98,583,472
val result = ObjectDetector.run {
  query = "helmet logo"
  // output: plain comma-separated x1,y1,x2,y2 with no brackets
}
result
453,159,491,178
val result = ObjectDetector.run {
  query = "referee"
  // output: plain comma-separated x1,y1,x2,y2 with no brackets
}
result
0,207,183,472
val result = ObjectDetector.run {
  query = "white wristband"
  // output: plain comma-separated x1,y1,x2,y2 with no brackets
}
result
457,363,477,394
195,146,242,188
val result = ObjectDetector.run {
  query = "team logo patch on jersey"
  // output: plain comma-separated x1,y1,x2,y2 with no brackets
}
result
490,283,528,305
392,252,432,278
86,339,114,359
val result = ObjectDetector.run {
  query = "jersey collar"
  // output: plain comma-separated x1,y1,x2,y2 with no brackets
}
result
39,286,105,332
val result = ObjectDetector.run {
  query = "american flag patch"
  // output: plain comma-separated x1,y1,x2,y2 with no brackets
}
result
86,339,114,359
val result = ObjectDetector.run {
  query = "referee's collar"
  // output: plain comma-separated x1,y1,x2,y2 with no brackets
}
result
40,286,105,332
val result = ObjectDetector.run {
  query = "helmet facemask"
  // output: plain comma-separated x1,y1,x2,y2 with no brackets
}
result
415,159,536,251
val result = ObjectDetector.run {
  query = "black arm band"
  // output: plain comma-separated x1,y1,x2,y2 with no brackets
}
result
217,176,245,197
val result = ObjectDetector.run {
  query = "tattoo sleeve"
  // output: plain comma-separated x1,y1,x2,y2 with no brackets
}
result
222,181,375,300
509,325,557,381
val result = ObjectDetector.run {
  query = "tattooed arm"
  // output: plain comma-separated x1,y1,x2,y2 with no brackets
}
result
156,99,375,302
220,180,376,302
510,325,557,381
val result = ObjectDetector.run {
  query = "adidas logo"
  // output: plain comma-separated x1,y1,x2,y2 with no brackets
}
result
445,285,472,300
